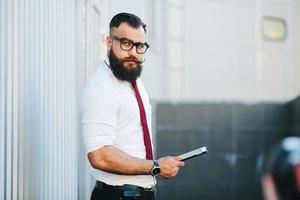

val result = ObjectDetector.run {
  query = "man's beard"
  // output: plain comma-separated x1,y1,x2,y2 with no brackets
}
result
108,49,143,82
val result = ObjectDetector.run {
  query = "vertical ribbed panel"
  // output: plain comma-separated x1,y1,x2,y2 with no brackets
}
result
0,0,80,199
0,0,5,194
0,0,5,197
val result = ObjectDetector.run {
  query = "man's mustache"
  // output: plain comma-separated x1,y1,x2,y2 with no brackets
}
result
121,57,143,64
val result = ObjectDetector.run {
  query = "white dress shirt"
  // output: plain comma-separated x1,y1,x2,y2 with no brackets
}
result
81,58,156,188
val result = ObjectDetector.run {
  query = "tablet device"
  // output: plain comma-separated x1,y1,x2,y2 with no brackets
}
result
178,146,207,161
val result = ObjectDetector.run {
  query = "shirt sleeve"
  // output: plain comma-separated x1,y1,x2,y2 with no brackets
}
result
80,84,120,154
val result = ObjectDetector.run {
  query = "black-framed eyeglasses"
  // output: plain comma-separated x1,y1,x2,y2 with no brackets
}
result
110,35,150,54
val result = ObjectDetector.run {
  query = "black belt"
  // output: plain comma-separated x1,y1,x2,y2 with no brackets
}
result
95,181,155,198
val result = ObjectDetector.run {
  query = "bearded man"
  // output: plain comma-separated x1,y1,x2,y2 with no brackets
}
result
81,13,185,200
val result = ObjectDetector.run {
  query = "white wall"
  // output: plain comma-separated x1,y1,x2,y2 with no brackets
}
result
287,0,300,100
259,0,299,101
0,0,80,199
164,0,300,102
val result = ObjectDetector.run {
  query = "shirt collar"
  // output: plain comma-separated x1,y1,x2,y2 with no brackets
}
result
104,56,110,66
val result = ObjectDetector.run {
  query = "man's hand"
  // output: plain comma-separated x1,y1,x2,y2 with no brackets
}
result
158,156,185,179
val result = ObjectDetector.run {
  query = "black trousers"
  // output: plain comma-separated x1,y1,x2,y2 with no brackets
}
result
90,181,155,200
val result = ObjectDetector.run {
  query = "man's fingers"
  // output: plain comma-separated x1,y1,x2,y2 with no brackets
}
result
178,161,185,167
174,156,183,161
174,157,185,167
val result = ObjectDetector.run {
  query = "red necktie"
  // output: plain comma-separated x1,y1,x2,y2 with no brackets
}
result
132,80,153,160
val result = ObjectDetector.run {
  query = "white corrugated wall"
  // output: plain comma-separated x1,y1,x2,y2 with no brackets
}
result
0,0,81,199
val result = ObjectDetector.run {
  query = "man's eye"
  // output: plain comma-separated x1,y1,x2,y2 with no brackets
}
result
137,44,145,50
122,40,132,47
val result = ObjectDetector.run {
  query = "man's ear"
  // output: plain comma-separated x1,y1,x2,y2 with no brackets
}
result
106,36,112,50
295,164,300,193
262,174,279,200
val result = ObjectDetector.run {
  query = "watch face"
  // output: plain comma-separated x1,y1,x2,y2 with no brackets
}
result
153,167,160,175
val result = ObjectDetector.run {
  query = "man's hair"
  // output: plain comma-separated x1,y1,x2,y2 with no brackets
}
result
264,137,300,200
109,12,147,34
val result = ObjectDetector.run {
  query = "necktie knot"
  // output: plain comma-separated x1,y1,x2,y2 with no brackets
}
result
132,80,137,88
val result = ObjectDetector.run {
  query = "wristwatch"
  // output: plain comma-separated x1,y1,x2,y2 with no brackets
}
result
150,160,160,176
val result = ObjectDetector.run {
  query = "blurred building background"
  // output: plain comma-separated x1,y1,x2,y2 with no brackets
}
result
0,0,300,199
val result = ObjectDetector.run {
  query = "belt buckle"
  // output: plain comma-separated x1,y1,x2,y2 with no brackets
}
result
123,189,141,197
